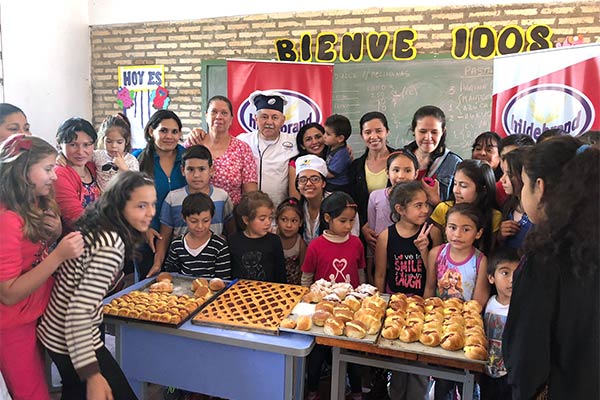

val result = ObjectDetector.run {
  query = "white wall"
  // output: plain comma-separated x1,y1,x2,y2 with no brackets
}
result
88,0,571,25
1,0,91,144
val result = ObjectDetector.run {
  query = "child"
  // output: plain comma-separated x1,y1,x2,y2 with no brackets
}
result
366,149,419,282
229,191,286,283
302,191,365,400
374,181,432,400
479,247,519,400
163,192,231,279
497,148,533,250
275,197,306,285
38,171,155,399
425,203,490,400
94,113,139,191
0,135,83,400
425,203,490,305
148,144,233,277
430,159,500,255
323,114,352,193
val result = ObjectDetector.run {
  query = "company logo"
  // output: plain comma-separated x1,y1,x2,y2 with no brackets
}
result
238,89,322,134
502,84,594,139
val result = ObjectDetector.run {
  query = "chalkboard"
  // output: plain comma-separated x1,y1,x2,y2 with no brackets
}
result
202,56,493,159
334,56,493,159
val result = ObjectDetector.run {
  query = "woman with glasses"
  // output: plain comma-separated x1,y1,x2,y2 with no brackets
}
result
295,154,360,244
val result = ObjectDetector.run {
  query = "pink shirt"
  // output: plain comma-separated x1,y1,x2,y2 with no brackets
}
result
302,235,365,287
210,137,258,205
0,206,54,329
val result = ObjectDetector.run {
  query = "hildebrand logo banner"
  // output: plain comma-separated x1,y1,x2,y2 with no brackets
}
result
491,44,600,139
227,59,333,135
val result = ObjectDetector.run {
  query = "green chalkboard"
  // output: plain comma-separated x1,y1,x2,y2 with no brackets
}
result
334,56,493,159
202,56,493,159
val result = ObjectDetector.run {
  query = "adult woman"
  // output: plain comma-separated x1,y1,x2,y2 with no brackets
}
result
503,137,599,399
188,95,257,204
54,117,100,234
297,154,359,245
471,131,502,181
404,105,462,204
134,110,187,279
0,103,30,142
289,122,326,199
349,112,395,249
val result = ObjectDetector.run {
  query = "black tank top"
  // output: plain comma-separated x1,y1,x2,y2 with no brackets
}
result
385,224,428,296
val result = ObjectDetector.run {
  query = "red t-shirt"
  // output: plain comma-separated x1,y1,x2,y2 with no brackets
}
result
0,206,54,330
302,235,365,287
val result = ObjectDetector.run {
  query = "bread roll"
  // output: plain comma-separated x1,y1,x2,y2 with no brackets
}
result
194,286,211,298
311,310,331,327
170,314,182,324
315,300,335,314
407,294,424,305
464,344,488,361
381,323,401,340
149,281,173,293
440,332,465,351
323,316,345,336
345,320,368,339
443,323,464,334
209,277,226,291
333,308,354,323
280,318,297,329
342,295,361,312
388,298,407,312
444,298,464,309
465,333,488,347
384,314,404,327
419,329,442,347
192,278,208,291
156,272,173,282
463,300,483,314
464,316,484,329
366,319,382,335
465,326,485,337
296,315,312,331
399,325,421,343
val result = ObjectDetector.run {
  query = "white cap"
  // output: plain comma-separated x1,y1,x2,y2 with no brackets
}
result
295,154,328,177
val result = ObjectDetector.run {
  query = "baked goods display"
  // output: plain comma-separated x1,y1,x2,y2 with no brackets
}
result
103,273,228,326
281,282,388,343
378,295,489,362
103,290,204,325
192,280,308,333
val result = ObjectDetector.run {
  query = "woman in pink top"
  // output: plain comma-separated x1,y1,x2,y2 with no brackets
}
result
187,95,258,204
0,135,83,400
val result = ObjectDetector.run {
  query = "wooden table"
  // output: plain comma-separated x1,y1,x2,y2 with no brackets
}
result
316,336,485,400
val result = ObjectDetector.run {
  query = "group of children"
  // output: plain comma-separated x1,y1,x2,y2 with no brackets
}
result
0,97,597,400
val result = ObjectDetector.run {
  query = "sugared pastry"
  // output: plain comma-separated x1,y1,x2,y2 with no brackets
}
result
280,318,297,329
345,320,368,339
209,277,226,292
192,277,208,291
156,272,173,282
323,316,345,336
311,310,331,327
296,315,312,331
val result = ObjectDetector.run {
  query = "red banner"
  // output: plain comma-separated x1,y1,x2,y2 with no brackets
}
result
227,59,333,136
491,44,600,139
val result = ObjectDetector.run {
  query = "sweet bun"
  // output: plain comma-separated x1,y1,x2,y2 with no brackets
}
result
384,314,404,327
464,344,488,360
463,300,483,314
315,300,335,314
343,295,361,312
465,326,485,337
399,326,421,343
388,298,407,312
296,315,312,331
333,308,354,323
390,293,407,302
419,329,442,347
192,278,208,291
312,310,331,327
381,323,401,340
444,298,464,309
209,277,226,291
323,316,345,336
280,318,297,329
345,320,368,339
302,291,320,303
465,333,487,347
407,294,424,305
194,286,211,298
366,319,382,335
440,332,465,351
156,272,173,282
149,281,174,293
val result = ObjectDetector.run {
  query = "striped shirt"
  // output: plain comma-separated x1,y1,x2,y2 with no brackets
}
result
163,233,231,279
37,231,125,380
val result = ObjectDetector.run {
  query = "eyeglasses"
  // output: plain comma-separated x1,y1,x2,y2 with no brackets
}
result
102,163,118,172
297,176,323,185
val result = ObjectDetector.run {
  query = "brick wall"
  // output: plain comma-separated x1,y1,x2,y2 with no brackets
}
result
90,2,600,131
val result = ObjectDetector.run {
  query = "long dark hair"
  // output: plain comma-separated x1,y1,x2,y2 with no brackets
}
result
296,123,325,158
410,105,447,159
501,147,527,220
524,144,598,278
454,159,497,254
75,171,154,258
137,110,182,177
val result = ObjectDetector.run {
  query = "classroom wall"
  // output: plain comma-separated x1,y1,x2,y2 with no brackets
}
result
89,2,599,135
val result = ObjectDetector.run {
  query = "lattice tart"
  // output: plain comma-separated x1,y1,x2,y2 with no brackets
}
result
192,280,308,332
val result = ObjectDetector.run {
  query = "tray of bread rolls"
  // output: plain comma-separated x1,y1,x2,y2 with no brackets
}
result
191,279,309,335
103,272,229,327
376,294,488,364
278,280,389,344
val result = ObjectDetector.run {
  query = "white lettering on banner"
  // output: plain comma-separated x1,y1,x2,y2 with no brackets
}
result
238,89,323,134
502,84,595,139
